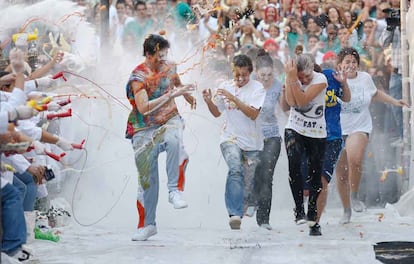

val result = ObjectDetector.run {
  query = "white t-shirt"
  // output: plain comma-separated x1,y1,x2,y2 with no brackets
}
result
0,112,7,133
340,71,377,135
214,79,266,151
285,71,327,138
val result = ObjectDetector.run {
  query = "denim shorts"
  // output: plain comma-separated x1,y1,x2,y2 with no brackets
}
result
321,138,343,183
302,138,343,189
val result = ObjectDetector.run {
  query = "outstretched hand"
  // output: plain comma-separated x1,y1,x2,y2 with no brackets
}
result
202,89,212,101
56,137,74,151
217,88,236,102
171,84,195,98
333,69,348,84
9,106,38,121
32,141,46,155
395,99,410,108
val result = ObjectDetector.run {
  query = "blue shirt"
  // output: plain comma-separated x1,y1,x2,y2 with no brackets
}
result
323,69,343,140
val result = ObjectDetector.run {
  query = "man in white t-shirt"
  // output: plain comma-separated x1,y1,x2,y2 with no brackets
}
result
202,54,266,230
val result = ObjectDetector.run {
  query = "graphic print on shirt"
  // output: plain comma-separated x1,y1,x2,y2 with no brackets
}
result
294,103,324,119
341,85,365,114
325,88,338,108
285,71,327,137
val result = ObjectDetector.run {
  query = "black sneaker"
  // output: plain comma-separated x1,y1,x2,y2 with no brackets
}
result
309,223,322,236
294,208,306,225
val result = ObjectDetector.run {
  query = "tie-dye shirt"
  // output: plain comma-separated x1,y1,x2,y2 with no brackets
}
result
125,61,179,138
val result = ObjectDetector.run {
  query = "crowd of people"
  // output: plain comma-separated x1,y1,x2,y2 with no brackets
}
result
0,0,410,261
120,0,409,240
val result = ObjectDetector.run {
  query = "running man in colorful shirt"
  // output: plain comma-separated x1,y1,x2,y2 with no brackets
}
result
126,34,195,241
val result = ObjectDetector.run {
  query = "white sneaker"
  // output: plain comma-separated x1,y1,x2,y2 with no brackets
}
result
244,206,257,217
259,223,273,230
10,245,39,263
229,216,242,230
131,225,157,241
2,252,20,264
168,190,188,209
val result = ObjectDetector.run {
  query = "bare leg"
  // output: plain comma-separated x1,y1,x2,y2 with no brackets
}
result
346,133,369,212
345,133,368,193
336,148,352,223
316,177,328,222
336,149,350,209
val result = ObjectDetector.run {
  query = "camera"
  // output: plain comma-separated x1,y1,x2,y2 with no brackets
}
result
44,167,55,181
383,8,401,29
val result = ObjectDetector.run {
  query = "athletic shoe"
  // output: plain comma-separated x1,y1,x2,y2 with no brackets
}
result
168,190,188,209
244,206,257,217
229,215,242,230
10,245,39,263
1,252,20,264
131,225,157,241
294,208,307,225
351,198,365,212
309,223,322,236
259,223,273,230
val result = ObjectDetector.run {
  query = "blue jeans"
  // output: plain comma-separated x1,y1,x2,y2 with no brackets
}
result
1,183,27,254
12,175,26,202
220,141,260,217
384,73,403,139
14,171,37,211
132,116,188,227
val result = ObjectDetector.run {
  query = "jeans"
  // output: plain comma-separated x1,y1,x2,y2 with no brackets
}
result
1,183,27,254
384,73,403,139
132,116,188,227
12,175,26,203
302,138,343,188
14,171,37,211
253,137,281,225
220,141,260,217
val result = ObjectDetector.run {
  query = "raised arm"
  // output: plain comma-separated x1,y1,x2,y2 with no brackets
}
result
285,59,327,107
29,52,63,80
172,69,196,109
333,70,351,102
